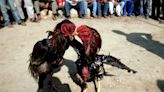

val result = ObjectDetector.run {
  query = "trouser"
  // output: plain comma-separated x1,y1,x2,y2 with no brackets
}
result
34,1,46,15
133,0,140,15
0,0,22,25
109,2,114,14
14,0,35,19
151,0,161,19
109,2,124,16
139,0,150,16
115,4,121,16
97,2,109,16
83,0,97,16
24,0,35,19
162,0,164,19
51,0,58,15
64,1,85,17
123,0,134,16
14,0,25,19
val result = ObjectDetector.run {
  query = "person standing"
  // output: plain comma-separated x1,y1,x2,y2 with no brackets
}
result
14,0,38,22
162,0,164,20
0,0,25,27
139,0,150,19
151,0,161,20
123,0,134,16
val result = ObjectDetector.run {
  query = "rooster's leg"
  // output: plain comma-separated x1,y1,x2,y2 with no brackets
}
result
93,78,101,92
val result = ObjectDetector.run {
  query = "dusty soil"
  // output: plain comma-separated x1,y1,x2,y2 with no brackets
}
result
0,16,164,92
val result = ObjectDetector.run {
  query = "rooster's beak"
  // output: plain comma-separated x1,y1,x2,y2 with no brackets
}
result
72,31,78,36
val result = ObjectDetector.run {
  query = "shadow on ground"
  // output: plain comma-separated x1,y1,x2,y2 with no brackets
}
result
136,18,164,29
157,80,164,92
64,59,77,75
112,30,164,60
39,76,71,92
38,59,77,92
63,58,83,90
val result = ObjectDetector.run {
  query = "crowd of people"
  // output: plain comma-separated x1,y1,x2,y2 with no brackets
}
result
0,0,163,28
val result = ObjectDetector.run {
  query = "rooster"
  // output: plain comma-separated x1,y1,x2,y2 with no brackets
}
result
73,25,137,92
29,31,68,92
71,25,103,92
29,19,80,92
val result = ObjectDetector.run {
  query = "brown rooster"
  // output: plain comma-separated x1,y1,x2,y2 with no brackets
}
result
72,25,103,92
75,25,102,61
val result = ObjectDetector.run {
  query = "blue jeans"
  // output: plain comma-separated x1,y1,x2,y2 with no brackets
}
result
123,0,134,16
0,0,21,25
64,1,85,17
97,2,109,16
84,0,97,16
140,0,150,16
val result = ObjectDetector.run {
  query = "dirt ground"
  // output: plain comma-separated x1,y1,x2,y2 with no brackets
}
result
0,16,164,92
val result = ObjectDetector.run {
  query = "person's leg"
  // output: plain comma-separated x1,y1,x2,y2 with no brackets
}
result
123,1,127,16
33,1,46,20
162,0,164,19
77,1,86,17
109,2,114,15
14,0,25,20
145,0,150,17
103,2,109,17
136,0,141,15
91,0,97,17
51,0,58,20
156,0,160,19
139,0,143,15
120,1,125,15
126,1,130,15
77,1,82,17
64,2,71,17
151,0,155,19
51,0,58,15
83,1,88,16
127,0,134,16
97,2,102,17
120,1,125,9
7,0,22,24
0,0,10,26
24,0,35,19
34,1,41,15
116,4,121,16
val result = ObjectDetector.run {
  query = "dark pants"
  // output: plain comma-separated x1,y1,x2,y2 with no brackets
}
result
133,0,140,15
123,0,134,16
162,0,164,19
151,0,161,19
